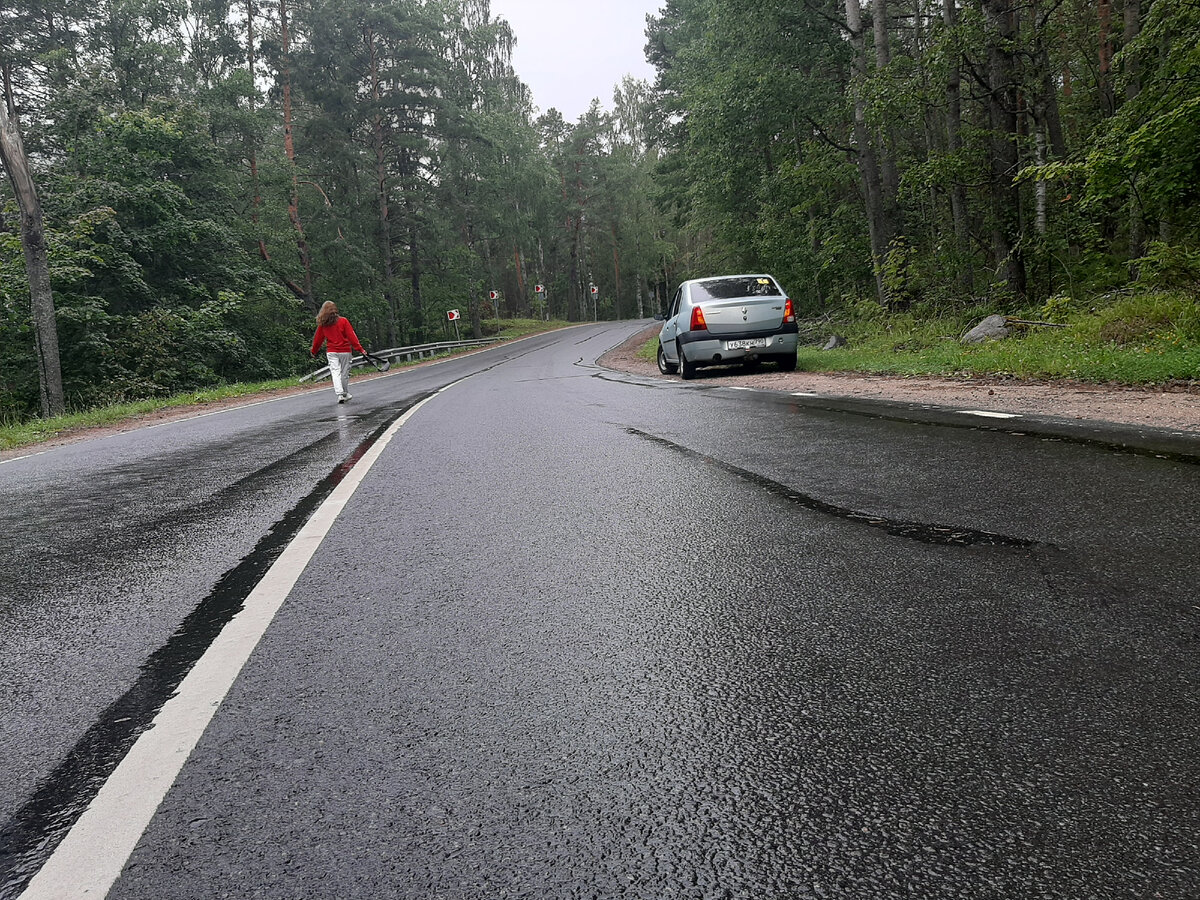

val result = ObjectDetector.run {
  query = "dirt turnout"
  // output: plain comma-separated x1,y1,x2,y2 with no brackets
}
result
598,325,1200,435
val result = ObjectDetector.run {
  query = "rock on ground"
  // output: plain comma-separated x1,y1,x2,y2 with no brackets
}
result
961,314,1011,344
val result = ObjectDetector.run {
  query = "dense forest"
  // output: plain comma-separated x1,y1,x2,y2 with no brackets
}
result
648,0,1200,310
2,0,1198,420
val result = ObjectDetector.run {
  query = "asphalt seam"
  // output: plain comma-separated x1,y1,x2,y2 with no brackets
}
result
625,426,1053,550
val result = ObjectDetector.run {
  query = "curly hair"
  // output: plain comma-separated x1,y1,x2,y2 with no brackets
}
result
316,301,339,328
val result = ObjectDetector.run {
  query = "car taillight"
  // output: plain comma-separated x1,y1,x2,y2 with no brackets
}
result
783,298,795,324
690,305,708,331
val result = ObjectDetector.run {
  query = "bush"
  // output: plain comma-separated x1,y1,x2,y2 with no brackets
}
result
1136,242,1200,291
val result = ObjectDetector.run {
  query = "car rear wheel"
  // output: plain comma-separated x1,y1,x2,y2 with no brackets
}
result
776,352,797,371
656,342,678,375
677,342,697,380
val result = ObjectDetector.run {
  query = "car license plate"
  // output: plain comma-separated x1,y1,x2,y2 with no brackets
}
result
726,338,768,350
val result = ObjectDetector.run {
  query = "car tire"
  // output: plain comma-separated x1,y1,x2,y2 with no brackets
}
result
656,342,678,375
776,352,797,372
677,342,697,380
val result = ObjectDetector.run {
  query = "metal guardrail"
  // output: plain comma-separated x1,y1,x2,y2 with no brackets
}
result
300,338,500,383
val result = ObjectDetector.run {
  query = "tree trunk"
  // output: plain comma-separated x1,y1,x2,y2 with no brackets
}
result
537,237,548,320
1037,48,1068,158
610,221,621,319
398,146,423,340
1122,0,1141,101
580,216,595,321
0,100,65,418
1031,1,1068,158
366,27,397,345
943,0,974,292
872,0,901,211
634,229,645,318
409,228,422,339
845,0,891,303
1034,118,1048,235
568,207,585,322
1123,0,1144,260
280,0,315,309
513,245,525,296
246,0,270,262
1098,0,1115,114
984,0,1028,296
470,296,483,339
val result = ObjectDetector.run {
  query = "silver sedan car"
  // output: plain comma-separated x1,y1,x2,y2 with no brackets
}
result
657,274,799,379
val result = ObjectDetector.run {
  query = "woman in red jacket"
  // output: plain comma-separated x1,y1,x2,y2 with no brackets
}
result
311,301,366,403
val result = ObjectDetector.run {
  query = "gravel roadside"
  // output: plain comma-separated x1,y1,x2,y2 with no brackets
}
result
598,324,1200,435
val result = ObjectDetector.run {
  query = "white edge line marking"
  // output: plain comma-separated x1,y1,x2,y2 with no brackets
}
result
792,392,820,397
958,409,1022,419
0,449,48,465
18,381,462,900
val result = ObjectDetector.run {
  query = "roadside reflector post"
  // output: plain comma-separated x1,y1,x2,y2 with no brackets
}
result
535,283,546,321
488,290,500,334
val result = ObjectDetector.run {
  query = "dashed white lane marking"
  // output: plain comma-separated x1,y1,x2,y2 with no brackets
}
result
18,381,462,900
958,410,1022,419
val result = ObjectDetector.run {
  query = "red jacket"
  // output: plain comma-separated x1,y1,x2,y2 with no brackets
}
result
311,316,365,355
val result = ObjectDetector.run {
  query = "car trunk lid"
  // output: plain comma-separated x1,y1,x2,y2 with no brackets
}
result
700,296,786,334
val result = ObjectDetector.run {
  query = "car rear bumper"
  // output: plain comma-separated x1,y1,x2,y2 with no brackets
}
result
678,322,799,345
677,327,799,364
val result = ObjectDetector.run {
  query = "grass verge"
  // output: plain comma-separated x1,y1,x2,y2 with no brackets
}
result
638,291,1200,386
0,378,303,452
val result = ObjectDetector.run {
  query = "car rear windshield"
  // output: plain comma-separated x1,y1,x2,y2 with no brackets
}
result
693,277,781,301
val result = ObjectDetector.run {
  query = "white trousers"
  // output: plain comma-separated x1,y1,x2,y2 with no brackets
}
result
327,352,352,396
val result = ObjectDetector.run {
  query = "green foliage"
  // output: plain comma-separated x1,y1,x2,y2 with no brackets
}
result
1075,0,1200,248
650,0,1200,324
1135,242,1200,291
790,288,1200,383
881,239,920,309
1,100,312,417
9,0,1200,422
0,229,37,420
1040,294,1075,324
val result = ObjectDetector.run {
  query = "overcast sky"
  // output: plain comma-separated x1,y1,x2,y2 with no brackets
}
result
489,0,662,122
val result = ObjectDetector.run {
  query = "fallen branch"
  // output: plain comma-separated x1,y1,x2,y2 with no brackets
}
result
1005,317,1069,327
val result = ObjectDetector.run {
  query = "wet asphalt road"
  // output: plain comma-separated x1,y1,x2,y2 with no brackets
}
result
2,321,1199,898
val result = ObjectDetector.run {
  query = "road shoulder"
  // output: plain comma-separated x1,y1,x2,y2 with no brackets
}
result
599,324,1200,437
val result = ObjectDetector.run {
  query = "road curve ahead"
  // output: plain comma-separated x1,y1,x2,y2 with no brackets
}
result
3,321,1199,899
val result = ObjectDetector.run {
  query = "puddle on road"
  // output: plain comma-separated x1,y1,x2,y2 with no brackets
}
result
0,401,423,898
